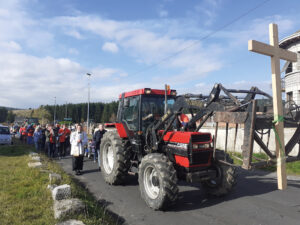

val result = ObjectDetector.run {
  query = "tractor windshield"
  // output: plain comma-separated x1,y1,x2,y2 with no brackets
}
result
141,96,175,131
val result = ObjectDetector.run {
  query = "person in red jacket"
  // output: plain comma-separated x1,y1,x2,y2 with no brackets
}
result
19,125,27,144
58,124,71,158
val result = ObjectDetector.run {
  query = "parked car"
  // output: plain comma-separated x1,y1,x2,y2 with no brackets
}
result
0,125,12,145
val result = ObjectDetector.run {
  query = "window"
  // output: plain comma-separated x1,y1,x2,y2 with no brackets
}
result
141,96,175,131
286,62,293,74
122,96,139,131
0,127,10,134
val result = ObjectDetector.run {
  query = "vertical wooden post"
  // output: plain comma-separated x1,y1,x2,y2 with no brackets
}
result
269,24,287,190
225,123,229,153
233,123,238,152
242,100,256,169
213,122,218,159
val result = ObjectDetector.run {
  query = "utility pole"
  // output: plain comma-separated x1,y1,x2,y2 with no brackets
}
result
54,96,56,124
86,73,91,134
65,101,68,118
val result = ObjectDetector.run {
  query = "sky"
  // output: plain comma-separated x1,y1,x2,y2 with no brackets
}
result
0,0,300,108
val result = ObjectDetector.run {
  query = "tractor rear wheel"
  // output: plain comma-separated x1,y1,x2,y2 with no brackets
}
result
100,131,129,185
138,153,178,210
201,151,237,196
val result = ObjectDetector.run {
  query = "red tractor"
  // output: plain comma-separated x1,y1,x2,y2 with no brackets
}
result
100,88,237,210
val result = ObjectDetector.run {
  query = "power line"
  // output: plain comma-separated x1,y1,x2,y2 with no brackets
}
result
130,0,272,76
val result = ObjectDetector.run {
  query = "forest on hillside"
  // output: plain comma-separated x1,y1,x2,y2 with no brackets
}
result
2,101,119,124
43,101,119,123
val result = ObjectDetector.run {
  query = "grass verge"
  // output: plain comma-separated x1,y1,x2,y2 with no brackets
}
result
229,152,300,175
0,140,117,225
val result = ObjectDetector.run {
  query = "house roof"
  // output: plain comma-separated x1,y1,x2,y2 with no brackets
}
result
279,30,300,49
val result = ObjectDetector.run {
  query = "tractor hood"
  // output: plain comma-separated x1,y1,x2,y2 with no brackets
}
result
159,131,212,144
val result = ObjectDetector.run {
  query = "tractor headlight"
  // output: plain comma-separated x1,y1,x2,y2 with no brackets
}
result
145,88,152,94
192,144,198,149
199,143,210,149
193,143,210,149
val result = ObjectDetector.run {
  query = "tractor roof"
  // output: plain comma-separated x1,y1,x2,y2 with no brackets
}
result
119,88,176,99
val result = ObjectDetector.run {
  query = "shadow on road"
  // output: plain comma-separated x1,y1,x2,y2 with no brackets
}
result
82,168,100,174
169,168,300,212
59,156,300,213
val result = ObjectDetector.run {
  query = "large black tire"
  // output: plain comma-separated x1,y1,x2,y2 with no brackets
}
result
201,151,237,196
138,153,178,210
100,131,129,185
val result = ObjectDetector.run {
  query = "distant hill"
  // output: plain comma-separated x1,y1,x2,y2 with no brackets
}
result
0,106,22,110
12,109,32,117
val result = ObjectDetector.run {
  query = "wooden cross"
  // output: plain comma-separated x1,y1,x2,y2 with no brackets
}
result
248,23,297,190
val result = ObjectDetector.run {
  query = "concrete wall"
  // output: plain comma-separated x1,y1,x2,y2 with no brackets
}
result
201,126,299,156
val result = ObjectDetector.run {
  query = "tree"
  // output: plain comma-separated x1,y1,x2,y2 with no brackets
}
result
32,107,52,125
42,101,119,123
0,107,8,122
101,104,110,122
6,111,16,123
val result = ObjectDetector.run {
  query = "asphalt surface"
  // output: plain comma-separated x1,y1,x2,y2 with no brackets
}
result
56,156,300,225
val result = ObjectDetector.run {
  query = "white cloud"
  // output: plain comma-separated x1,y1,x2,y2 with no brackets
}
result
159,10,168,18
194,0,223,26
0,52,86,108
64,29,83,39
68,48,79,55
102,42,119,53
1,0,299,109
0,51,129,108
91,68,118,78
0,41,21,51
49,15,224,82
215,15,297,48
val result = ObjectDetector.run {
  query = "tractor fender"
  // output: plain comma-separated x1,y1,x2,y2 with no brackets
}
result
105,123,128,138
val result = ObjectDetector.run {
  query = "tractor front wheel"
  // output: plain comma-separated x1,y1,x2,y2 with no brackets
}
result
138,153,178,210
100,131,129,185
201,151,237,196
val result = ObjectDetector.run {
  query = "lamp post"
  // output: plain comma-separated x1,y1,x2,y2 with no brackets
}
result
86,73,91,134
65,101,68,118
54,96,56,124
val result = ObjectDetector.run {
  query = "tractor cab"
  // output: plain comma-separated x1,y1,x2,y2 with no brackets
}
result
117,88,177,132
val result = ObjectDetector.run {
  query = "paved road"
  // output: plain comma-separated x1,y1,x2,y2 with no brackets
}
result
56,156,300,225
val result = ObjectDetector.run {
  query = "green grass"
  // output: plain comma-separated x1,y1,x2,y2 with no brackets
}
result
229,152,300,175
0,140,117,225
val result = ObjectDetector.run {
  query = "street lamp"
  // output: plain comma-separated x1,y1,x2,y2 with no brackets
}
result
86,73,91,134
54,96,56,124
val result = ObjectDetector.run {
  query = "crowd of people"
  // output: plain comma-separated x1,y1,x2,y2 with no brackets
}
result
15,122,107,176
18,123,72,158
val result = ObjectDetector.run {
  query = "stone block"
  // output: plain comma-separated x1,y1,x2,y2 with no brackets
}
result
28,162,43,168
29,152,38,156
52,184,71,200
40,169,52,173
31,156,41,161
53,198,84,219
56,219,85,225
47,184,58,190
49,173,62,185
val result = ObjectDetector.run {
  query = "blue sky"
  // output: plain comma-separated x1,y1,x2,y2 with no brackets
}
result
1,0,300,108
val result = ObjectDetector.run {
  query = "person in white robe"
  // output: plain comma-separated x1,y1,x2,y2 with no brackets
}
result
70,124,87,175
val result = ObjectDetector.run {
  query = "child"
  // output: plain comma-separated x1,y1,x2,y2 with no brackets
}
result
88,139,96,162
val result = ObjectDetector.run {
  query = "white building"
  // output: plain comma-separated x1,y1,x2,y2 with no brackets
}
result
279,30,300,105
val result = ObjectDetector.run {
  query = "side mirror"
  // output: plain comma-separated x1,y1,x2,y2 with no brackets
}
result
124,98,129,108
